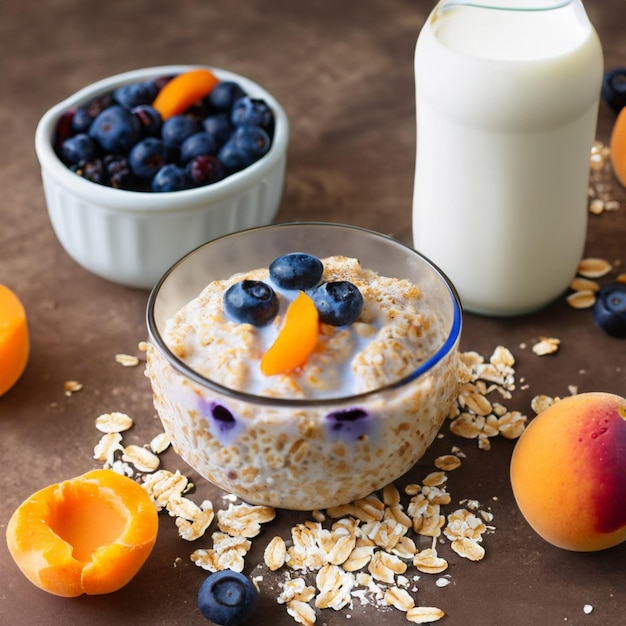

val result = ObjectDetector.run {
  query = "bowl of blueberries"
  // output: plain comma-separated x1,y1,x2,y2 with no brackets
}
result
35,65,288,289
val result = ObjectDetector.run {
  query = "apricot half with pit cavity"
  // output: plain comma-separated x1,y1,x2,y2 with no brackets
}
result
510,392,626,551
6,469,158,596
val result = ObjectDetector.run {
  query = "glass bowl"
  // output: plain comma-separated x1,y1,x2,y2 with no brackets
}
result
35,65,288,289
146,222,464,510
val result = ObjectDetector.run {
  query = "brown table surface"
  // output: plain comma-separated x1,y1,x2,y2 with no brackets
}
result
1,1,625,624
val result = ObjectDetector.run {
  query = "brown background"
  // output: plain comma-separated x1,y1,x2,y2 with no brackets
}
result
1,1,625,625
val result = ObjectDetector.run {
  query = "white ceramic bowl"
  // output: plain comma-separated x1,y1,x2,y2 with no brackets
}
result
146,223,464,510
35,65,288,289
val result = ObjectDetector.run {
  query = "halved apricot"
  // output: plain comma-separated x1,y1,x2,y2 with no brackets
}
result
0,284,29,396
6,469,158,596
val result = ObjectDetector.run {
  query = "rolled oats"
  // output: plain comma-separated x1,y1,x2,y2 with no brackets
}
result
384,586,415,612
531,337,560,356
578,257,612,278
368,550,407,583
286,599,316,626
406,606,446,623
122,444,160,472
569,277,600,292
217,502,276,538
95,411,133,433
115,353,140,367
342,544,375,572
149,432,171,454
64,380,83,396
93,432,124,465
450,538,485,562
413,548,448,575
531,394,557,414
142,469,191,509
265,536,287,571
434,454,461,471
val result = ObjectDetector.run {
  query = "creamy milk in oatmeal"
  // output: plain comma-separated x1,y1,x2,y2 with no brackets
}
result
163,256,444,399
147,254,465,510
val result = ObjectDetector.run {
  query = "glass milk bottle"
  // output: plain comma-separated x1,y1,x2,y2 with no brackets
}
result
412,0,603,316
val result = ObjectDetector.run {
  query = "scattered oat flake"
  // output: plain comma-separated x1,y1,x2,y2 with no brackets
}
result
566,289,596,309
93,432,124,465
531,394,556,414
150,432,171,454
434,454,461,471
450,538,485,561
264,536,287,571
64,380,82,395
95,411,134,433
578,257,612,278
569,276,600,292
115,353,140,367
384,586,415,612
406,606,446,623
122,444,160,472
532,337,560,356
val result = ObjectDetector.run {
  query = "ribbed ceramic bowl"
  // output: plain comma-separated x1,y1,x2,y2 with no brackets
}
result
35,65,288,289
146,222,464,510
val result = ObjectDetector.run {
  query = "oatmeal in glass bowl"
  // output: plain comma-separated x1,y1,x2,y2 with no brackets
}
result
146,222,466,510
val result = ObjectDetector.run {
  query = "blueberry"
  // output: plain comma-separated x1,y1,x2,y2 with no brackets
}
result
310,281,364,326
132,104,162,137
601,67,626,115
231,96,274,130
209,80,246,112
223,280,279,326
218,125,271,171
104,154,134,189
593,283,626,338
70,106,97,134
129,137,166,180
161,114,201,150
113,80,157,109
180,131,219,164
73,158,106,185
187,154,225,186
151,163,191,192
269,253,323,290
197,570,258,626
89,105,141,154
61,133,98,166
203,112,234,146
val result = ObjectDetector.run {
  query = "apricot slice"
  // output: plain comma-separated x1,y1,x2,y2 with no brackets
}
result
260,291,319,376
152,68,219,120
0,284,29,396
6,469,158,596
609,106,626,187
510,392,626,552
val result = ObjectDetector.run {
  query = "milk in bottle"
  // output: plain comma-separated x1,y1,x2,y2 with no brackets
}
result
412,0,603,316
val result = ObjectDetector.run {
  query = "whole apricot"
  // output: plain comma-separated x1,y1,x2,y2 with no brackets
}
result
0,284,29,396
6,469,158,596
510,392,626,551
610,106,626,187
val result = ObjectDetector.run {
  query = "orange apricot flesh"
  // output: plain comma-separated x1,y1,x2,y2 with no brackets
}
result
152,68,219,120
610,106,626,187
510,392,626,551
6,469,158,596
0,284,29,396
260,291,319,376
